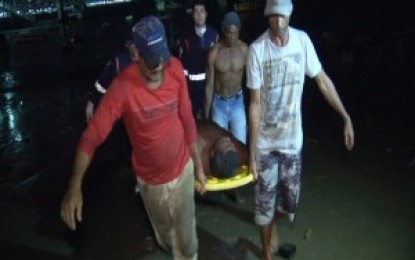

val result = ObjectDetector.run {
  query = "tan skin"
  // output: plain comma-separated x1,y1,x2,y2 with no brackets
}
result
61,46,206,231
205,25,248,118
249,14,355,260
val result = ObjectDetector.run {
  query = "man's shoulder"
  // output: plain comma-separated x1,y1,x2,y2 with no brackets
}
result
168,56,182,67
116,51,132,64
289,27,310,41
116,63,141,86
238,40,249,52
209,42,221,54
168,55,182,67
206,25,218,36
250,30,269,47
212,40,222,49
166,57,185,77
248,31,269,57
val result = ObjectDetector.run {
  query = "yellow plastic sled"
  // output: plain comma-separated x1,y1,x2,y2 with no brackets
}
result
195,165,254,191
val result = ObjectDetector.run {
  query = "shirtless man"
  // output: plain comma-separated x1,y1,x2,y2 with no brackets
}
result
205,11,248,145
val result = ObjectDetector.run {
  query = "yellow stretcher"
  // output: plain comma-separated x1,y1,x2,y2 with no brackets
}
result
195,165,254,191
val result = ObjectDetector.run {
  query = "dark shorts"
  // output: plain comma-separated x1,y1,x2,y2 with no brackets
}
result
254,150,302,225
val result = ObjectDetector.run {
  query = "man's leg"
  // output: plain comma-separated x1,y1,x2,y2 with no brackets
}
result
270,212,284,254
269,152,302,258
260,222,273,260
212,97,246,204
255,151,279,260
228,96,247,204
137,177,173,251
276,152,302,220
137,159,198,259
260,213,282,259
229,96,247,145
211,97,230,131
170,159,198,260
189,80,205,119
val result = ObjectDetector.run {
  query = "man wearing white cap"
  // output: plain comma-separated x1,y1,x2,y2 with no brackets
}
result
246,0,355,259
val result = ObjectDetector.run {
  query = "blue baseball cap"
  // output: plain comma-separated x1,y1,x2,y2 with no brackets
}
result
132,16,171,69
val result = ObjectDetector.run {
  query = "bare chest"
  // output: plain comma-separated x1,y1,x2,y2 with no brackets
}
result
214,47,245,73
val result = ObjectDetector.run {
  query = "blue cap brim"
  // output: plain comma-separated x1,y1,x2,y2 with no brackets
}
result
141,44,171,69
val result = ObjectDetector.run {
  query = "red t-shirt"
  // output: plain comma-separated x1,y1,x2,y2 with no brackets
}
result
77,57,198,184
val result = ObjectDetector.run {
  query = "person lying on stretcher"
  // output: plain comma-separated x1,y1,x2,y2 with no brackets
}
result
197,119,248,203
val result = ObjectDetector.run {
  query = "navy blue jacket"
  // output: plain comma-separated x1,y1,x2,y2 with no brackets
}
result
89,50,132,106
179,26,218,76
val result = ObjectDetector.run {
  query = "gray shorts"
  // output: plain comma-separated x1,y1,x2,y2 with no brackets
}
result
137,159,197,260
254,150,302,226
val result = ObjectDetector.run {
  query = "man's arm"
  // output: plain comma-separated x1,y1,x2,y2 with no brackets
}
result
85,100,95,123
205,46,217,119
85,57,118,122
188,141,206,194
85,50,133,122
174,58,207,193
314,69,354,150
241,42,249,63
249,89,260,179
64,76,125,230
60,152,91,231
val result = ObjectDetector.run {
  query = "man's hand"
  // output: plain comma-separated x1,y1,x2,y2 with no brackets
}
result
249,158,258,181
343,116,354,151
85,101,94,122
60,188,83,231
195,166,206,195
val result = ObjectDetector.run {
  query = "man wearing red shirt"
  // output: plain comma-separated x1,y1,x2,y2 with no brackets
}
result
61,16,206,260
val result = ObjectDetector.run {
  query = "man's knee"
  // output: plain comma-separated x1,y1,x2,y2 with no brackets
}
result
181,243,198,259
175,236,198,260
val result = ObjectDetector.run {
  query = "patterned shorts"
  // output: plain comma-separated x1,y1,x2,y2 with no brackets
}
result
254,150,302,226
